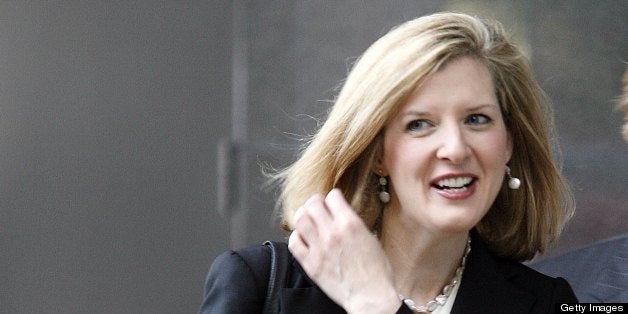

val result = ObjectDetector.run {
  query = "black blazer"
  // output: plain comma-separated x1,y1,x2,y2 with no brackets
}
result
200,232,577,313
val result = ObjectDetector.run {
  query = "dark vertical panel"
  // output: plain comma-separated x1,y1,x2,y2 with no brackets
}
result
232,1,299,246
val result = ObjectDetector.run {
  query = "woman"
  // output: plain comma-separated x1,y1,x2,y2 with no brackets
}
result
200,12,577,313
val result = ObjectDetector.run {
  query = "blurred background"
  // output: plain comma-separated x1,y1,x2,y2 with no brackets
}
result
0,0,625,312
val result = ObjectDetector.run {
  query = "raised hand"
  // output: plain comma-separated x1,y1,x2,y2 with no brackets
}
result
288,189,400,313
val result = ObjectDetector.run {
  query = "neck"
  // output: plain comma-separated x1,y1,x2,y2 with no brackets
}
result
379,209,470,304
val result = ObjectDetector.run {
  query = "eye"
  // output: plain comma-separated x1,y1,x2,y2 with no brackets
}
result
406,119,431,132
465,114,491,125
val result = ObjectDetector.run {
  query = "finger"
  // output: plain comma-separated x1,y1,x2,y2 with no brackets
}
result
292,205,305,225
303,193,333,232
288,230,308,259
293,205,318,246
324,188,354,219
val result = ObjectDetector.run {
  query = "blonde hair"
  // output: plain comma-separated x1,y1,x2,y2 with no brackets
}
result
272,12,574,262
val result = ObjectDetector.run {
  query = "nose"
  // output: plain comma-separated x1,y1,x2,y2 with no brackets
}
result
435,123,470,164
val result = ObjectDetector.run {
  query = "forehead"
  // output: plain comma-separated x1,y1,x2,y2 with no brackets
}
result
400,57,498,112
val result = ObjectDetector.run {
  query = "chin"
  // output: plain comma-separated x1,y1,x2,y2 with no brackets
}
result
431,216,480,235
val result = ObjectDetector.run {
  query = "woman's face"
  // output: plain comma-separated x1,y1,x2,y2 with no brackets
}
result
380,57,512,234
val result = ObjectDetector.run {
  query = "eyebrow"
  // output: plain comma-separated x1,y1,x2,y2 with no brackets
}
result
464,103,500,112
401,103,499,117
401,110,430,117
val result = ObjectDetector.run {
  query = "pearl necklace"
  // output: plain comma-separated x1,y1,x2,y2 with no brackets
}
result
398,237,471,313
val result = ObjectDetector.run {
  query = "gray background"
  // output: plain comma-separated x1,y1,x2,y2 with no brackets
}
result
0,1,626,313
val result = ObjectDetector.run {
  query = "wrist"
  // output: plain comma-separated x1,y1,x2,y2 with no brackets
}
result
346,288,401,314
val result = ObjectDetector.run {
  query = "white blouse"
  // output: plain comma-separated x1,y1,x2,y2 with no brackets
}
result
431,276,461,314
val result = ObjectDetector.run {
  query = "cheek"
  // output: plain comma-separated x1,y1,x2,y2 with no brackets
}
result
481,132,511,164
382,139,422,175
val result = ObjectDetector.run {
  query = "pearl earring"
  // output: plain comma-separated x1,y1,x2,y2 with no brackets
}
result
378,172,390,203
506,166,521,190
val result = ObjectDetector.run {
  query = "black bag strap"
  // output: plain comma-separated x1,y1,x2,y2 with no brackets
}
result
262,241,290,313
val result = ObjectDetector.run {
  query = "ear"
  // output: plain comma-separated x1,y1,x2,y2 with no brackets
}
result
372,130,390,176
373,157,388,177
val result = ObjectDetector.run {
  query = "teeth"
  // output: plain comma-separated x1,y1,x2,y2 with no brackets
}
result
437,177,472,188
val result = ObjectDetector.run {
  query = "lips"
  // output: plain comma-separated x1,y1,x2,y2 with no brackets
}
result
431,175,477,199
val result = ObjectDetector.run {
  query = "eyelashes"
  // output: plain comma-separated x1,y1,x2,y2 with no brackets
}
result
406,119,432,132
404,114,493,133
465,114,492,125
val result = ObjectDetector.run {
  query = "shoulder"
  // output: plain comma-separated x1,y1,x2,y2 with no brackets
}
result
199,243,273,313
453,234,577,313
473,231,577,301
496,257,577,301
473,233,578,303
219,243,273,279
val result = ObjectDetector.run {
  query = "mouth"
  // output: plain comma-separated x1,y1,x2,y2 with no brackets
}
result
432,176,475,193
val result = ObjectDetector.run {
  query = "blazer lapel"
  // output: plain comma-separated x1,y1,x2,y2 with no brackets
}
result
451,234,536,314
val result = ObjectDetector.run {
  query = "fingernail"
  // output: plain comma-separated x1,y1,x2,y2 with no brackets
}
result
326,188,342,202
